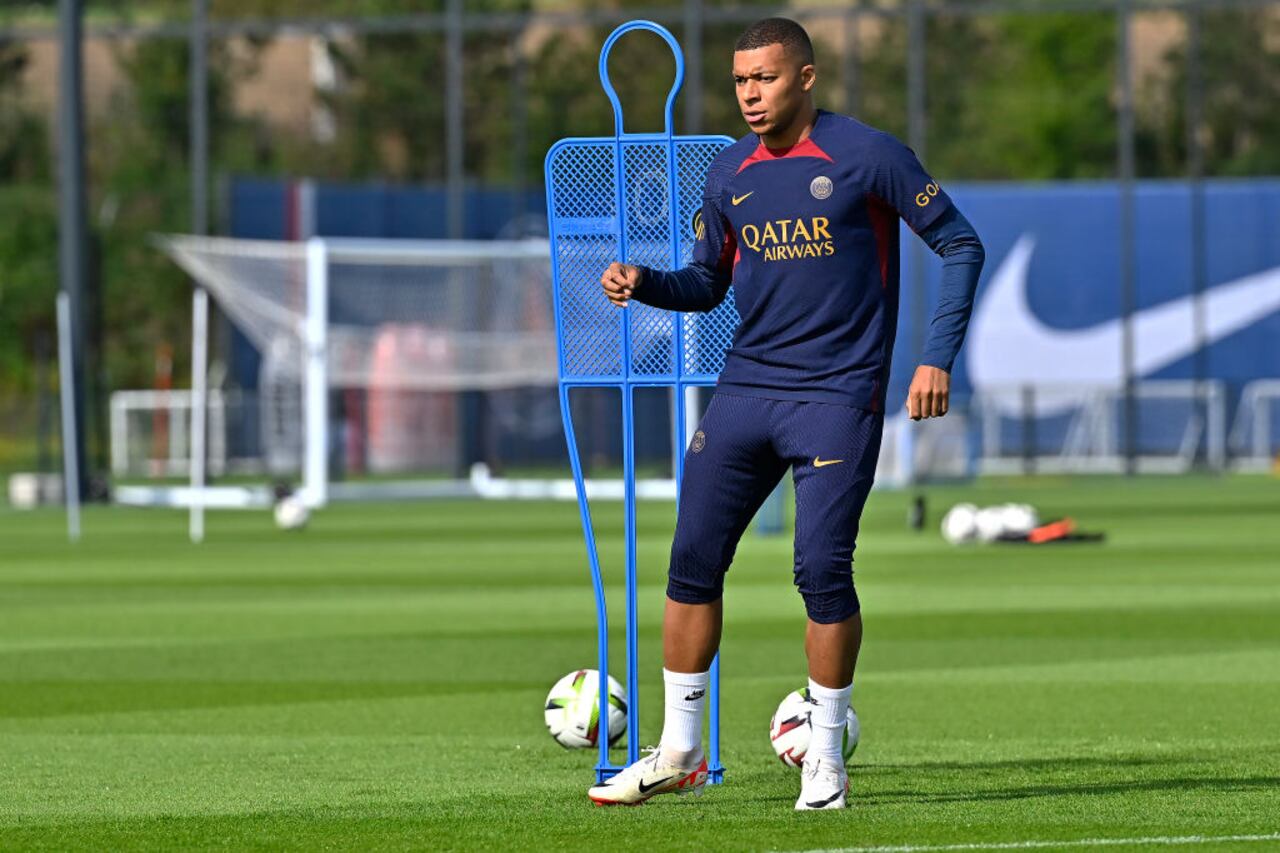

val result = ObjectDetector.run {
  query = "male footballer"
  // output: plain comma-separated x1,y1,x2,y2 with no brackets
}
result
591,17,984,810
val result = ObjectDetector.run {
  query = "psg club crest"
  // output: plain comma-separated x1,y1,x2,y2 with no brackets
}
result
810,175,833,200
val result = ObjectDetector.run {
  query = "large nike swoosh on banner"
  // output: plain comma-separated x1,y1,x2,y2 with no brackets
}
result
968,235,1280,415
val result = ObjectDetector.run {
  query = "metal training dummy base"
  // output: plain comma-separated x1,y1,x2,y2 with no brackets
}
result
544,20,737,785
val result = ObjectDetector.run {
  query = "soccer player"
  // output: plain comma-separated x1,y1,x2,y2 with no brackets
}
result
590,18,984,810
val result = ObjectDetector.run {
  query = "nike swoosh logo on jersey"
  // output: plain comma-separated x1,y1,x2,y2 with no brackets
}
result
731,192,754,206
638,775,676,794
814,457,844,468
969,234,1280,416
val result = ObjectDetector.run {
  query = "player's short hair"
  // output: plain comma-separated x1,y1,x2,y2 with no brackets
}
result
734,17,815,66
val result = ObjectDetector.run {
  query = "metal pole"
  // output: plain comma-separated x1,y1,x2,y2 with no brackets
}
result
56,0,89,503
907,0,928,369
303,238,330,509
907,0,927,165
900,0,928,486
445,0,481,472
1022,385,1037,476
683,0,703,133
445,0,464,239
512,46,528,223
57,293,81,542
843,4,861,117
1185,0,1211,469
192,0,209,237
189,0,210,542
1117,0,1138,475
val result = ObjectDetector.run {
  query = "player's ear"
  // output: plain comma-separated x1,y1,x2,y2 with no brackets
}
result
799,64,816,93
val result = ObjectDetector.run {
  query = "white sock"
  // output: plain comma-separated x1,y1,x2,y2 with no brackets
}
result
659,668,708,767
807,678,853,768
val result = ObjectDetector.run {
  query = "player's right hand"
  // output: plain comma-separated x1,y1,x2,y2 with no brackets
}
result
601,262,643,308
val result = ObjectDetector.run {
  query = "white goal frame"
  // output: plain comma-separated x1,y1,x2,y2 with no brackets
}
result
1229,379,1280,471
972,380,1227,475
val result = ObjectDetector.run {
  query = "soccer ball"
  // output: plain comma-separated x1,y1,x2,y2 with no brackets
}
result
273,495,310,530
974,505,1006,542
544,669,627,749
768,688,860,768
940,502,979,544
999,502,1040,537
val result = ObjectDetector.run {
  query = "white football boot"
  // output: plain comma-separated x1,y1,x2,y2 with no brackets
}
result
587,748,708,806
795,757,849,810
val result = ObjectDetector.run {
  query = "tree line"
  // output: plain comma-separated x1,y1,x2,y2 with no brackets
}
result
0,5,1277,399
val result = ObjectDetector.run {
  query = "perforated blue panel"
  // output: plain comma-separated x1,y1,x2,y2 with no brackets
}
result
547,136,736,382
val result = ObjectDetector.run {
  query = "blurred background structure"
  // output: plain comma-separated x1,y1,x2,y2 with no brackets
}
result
1,0,1278,510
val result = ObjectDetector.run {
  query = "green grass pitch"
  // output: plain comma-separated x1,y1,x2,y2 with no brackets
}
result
1,476,1278,851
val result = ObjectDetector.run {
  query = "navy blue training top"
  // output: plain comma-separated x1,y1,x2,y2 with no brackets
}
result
635,110,966,412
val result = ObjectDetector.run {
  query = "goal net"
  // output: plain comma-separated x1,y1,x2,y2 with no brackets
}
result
142,235,562,509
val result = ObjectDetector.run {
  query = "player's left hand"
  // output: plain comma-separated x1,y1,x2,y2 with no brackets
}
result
906,365,950,420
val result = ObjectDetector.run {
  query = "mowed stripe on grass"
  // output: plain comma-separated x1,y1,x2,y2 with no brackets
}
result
0,476,1277,851
785,831,1280,852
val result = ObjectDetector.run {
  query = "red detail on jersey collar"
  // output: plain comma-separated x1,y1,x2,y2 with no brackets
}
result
736,137,834,173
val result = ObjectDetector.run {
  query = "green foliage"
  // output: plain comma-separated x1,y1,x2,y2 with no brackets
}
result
527,30,612,165
859,13,1118,180
0,38,49,182
1,3,1278,400
87,36,268,390
698,23,749,135
1148,9,1280,177
855,19,912,143
0,39,55,395
0,186,58,394
314,32,450,181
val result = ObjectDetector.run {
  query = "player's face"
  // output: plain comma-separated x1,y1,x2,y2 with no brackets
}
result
732,43,815,141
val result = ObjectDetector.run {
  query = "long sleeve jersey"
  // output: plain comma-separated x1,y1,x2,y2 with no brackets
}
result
634,110,984,412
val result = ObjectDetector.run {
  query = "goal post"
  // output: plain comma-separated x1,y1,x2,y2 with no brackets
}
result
303,237,328,510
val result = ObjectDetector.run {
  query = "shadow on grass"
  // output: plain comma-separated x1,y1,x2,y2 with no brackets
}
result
731,754,1272,807
862,773,1280,806
858,753,1181,774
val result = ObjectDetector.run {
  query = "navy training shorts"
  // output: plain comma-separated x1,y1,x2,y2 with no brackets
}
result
666,392,884,624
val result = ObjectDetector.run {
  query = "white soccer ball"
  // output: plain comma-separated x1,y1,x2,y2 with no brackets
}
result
544,669,627,749
940,502,980,544
999,502,1040,537
768,687,860,768
273,495,310,531
974,506,1007,542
